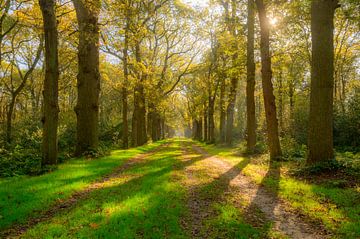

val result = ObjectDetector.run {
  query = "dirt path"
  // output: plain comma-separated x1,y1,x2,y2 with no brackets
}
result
181,143,331,239
0,144,168,239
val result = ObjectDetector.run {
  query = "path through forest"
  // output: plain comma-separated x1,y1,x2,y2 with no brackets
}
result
2,139,331,238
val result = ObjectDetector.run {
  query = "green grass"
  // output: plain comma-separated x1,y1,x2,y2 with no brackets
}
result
23,142,188,238
4,138,355,238
199,142,360,239
0,141,165,230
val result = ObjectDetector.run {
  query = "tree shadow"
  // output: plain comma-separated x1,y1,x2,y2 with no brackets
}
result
5,144,207,238
244,159,281,236
185,158,251,238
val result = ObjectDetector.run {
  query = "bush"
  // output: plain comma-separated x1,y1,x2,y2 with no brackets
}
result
334,89,360,152
337,151,360,178
0,146,43,177
281,136,306,160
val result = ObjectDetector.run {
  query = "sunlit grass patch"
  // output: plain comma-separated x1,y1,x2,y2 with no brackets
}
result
0,141,165,230
22,141,188,238
197,141,360,238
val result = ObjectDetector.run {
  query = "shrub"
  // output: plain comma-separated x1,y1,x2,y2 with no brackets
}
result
281,136,306,160
0,146,43,177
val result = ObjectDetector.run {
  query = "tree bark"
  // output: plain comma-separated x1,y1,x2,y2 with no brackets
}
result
246,0,256,153
255,0,282,160
122,8,130,149
225,0,239,146
72,0,101,156
39,0,59,165
132,41,147,147
219,76,226,143
208,97,215,143
203,104,208,142
278,70,284,133
307,0,339,164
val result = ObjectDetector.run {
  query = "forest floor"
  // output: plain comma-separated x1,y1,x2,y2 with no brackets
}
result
0,139,359,239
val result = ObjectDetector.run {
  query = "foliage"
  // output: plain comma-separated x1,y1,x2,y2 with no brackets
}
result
0,146,42,177
280,136,306,160
334,88,360,151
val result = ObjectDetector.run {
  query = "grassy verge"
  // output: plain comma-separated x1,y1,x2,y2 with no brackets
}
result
197,141,360,239
0,141,165,230
22,141,188,238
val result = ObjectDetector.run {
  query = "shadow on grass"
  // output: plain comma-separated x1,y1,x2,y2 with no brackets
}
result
184,157,252,238
21,142,207,238
244,160,281,236
0,142,164,231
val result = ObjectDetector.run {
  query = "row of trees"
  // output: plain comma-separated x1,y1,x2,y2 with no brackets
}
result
182,0,359,164
0,0,359,171
0,0,199,167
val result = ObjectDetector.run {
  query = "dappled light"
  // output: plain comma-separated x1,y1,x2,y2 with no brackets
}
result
0,0,359,238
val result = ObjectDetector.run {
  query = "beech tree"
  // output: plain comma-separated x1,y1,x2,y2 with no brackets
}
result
72,0,101,156
255,0,282,159
246,0,256,153
39,0,59,165
307,0,340,164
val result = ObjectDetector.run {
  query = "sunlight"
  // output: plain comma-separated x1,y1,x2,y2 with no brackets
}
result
183,0,209,7
269,17,278,26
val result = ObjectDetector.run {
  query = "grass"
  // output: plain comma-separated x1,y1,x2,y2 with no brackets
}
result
23,141,188,238
2,139,271,238
0,141,164,230
3,138,357,238
198,142,360,239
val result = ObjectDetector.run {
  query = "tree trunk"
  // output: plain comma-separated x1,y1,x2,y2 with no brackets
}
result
122,86,128,148
308,0,338,164
278,70,284,133
225,84,236,145
203,104,208,142
72,0,100,156
208,98,215,143
122,9,130,149
132,41,147,147
246,0,256,153
255,0,282,160
219,76,226,143
225,0,239,146
6,97,15,144
39,0,59,165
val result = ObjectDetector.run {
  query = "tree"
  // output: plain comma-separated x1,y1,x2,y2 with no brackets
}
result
5,35,43,144
307,0,339,164
72,0,101,156
246,0,256,153
255,0,282,160
39,0,59,165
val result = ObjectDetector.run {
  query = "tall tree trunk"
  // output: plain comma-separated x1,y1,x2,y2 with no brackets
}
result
255,0,282,160
225,83,236,145
132,41,147,147
39,0,59,165
208,98,215,143
278,70,284,133
219,76,226,143
246,0,256,153
72,0,100,156
308,0,339,164
225,0,239,146
5,97,15,144
122,9,130,149
148,103,161,142
203,104,208,142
